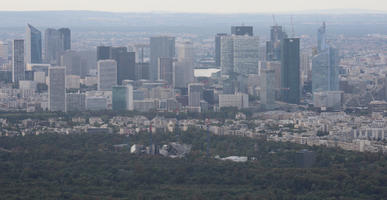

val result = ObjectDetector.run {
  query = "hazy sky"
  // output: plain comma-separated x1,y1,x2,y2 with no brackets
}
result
1,0,387,13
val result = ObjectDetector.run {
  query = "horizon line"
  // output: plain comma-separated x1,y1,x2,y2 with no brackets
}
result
0,8,386,15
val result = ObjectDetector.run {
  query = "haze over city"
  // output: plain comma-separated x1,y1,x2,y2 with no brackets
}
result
1,0,387,13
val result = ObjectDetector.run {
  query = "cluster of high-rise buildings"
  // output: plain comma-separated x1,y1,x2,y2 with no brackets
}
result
0,21,341,113
215,23,340,110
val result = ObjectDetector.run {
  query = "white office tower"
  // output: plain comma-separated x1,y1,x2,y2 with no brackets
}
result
220,35,259,76
12,39,25,84
188,83,203,111
219,93,249,109
66,93,86,112
97,59,117,91
48,66,66,112
260,69,276,109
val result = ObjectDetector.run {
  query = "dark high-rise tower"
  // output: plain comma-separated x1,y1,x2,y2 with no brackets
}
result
150,36,175,81
231,26,253,36
281,38,300,104
215,33,227,67
97,46,111,61
110,47,136,84
266,25,287,61
25,24,42,64
58,28,71,51
12,39,25,84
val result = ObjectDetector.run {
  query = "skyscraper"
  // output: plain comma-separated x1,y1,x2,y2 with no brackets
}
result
97,46,111,61
150,36,175,81
25,24,42,64
58,28,71,51
215,33,227,67
97,59,117,91
220,35,260,76
260,69,276,108
233,35,260,75
44,28,62,64
281,38,300,104
60,50,82,76
158,57,174,85
312,47,339,92
220,36,234,76
110,47,136,84
266,25,287,61
317,22,327,53
12,39,25,84
231,26,253,36
48,66,66,112
312,23,339,93
175,41,194,88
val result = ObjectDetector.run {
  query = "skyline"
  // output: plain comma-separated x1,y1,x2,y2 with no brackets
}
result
1,0,387,13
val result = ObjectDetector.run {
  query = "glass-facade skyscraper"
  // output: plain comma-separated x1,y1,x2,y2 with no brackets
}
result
220,35,260,76
312,47,339,92
266,25,287,61
281,38,300,104
215,33,227,67
150,36,175,81
25,24,42,64
317,22,327,53
58,28,71,51
312,22,339,93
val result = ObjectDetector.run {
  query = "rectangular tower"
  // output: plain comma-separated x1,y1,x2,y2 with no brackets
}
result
97,59,117,91
25,24,42,64
48,66,66,112
150,36,175,81
58,28,71,51
12,39,25,84
281,38,300,104
158,57,174,86
215,33,227,67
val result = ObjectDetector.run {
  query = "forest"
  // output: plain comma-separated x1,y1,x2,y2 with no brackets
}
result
0,129,386,199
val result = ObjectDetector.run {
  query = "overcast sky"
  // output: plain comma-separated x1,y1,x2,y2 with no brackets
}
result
1,0,386,13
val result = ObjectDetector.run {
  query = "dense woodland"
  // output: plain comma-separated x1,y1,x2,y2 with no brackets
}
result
0,129,386,199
